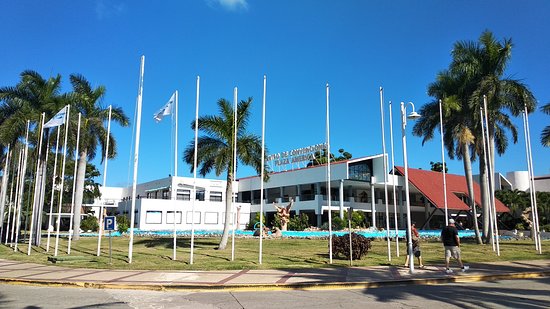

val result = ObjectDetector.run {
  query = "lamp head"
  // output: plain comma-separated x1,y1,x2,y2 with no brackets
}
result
407,111,421,119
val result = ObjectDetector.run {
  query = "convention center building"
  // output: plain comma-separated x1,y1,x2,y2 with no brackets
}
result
92,144,513,231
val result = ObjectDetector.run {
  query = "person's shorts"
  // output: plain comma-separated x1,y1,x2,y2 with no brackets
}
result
444,246,461,259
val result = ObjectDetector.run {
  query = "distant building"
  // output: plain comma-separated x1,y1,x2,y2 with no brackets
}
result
87,177,249,231
93,152,512,231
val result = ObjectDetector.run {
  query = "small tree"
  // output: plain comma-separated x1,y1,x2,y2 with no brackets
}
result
430,161,448,173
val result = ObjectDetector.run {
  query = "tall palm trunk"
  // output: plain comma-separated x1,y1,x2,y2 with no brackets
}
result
31,159,47,246
31,130,50,246
462,144,482,244
479,156,491,243
217,171,233,250
72,149,88,241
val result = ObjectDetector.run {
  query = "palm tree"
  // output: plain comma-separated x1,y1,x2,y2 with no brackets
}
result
184,97,264,250
69,74,129,241
413,70,483,244
450,31,536,241
541,102,550,146
0,71,67,245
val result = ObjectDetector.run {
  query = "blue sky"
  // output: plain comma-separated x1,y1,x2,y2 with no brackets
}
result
1,0,549,187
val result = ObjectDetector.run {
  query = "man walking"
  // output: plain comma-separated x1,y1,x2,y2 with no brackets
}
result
441,218,469,273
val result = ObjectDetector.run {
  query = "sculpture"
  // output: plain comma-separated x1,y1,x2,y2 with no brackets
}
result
273,198,294,231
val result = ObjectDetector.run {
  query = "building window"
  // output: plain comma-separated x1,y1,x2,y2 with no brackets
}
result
162,190,170,200
145,211,162,224
166,211,182,224
348,161,372,181
196,190,205,201
204,212,218,224
186,211,201,224
210,191,223,202
177,189,190,201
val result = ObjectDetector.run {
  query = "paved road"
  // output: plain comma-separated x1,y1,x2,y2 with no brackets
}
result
1,277,549,309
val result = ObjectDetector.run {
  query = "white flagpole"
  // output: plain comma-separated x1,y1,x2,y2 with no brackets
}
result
0,144,11,242
97,105,112,256
388,102,399,257
326,83,333,264
483,96,500,255
27,114,45,255
259,75,266,264
379,87,391,261
54,106,70,256
5,153,15,245
46,126,61,252
128,55,145,264
231,87,238,261
172,90,178,261
480,104,498,254
14,120,31,252
439,99,449,226
67,113,81,254
190,76,200,265
524,105,542,253
522,111,537,251
10,150,23,247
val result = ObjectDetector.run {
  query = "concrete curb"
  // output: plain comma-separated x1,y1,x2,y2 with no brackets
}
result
1,270,549,292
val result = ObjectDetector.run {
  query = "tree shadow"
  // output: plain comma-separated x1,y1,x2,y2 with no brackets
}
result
360,276,550,308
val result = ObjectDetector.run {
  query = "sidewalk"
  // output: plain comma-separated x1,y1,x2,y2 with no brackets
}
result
0,258,549,291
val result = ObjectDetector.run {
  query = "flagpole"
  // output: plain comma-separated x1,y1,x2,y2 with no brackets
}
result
27,114,45,255
128,55,145,264
326,83,333,264
439,100,449,225
388,101,400,257
67,113,81,254
231,87,238,261
10,150,23,247
46,125,61,252
172,90,178,261
0,144,10,241
5,153,16,245
96,105,112,257
14,120,31,252
482,96,500,255
54,106,71,256
259,75,266,264
190,76,200,265
379,87,391,261
524,104,542,253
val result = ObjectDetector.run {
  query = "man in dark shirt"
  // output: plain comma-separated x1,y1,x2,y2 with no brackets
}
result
441,219,469,273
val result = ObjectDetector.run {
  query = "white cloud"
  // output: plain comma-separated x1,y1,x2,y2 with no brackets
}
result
206,0,249,11
95,0,126,20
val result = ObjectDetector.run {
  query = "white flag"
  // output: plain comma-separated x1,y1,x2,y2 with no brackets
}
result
44,106,67,128
154,93,175,122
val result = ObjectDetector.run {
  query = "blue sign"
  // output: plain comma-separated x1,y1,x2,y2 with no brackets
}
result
104,216,116,231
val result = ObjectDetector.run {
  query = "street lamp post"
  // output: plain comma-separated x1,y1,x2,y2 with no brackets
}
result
401,101,421,274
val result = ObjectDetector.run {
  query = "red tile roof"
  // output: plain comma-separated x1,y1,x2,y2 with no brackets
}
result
394,166,509,213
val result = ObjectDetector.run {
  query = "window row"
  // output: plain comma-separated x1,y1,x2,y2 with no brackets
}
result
144,210,232,225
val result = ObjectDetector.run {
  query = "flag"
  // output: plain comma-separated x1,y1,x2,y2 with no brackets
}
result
44,106,67,128
153,93,175,122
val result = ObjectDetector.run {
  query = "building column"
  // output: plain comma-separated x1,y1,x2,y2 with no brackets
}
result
339,179,344,219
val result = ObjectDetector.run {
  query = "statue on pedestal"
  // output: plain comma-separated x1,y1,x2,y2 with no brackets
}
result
273,198,294,231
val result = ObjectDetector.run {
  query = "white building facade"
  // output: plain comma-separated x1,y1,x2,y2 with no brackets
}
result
90,176,249,231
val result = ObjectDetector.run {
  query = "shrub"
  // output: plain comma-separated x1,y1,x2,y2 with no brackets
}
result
331,232,372,260
116,215,130,233
246,212,266,230
287,213,309,231
541,224,550,232
81,215,99,232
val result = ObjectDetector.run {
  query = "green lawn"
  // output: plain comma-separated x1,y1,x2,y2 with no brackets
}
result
1,236,548,271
